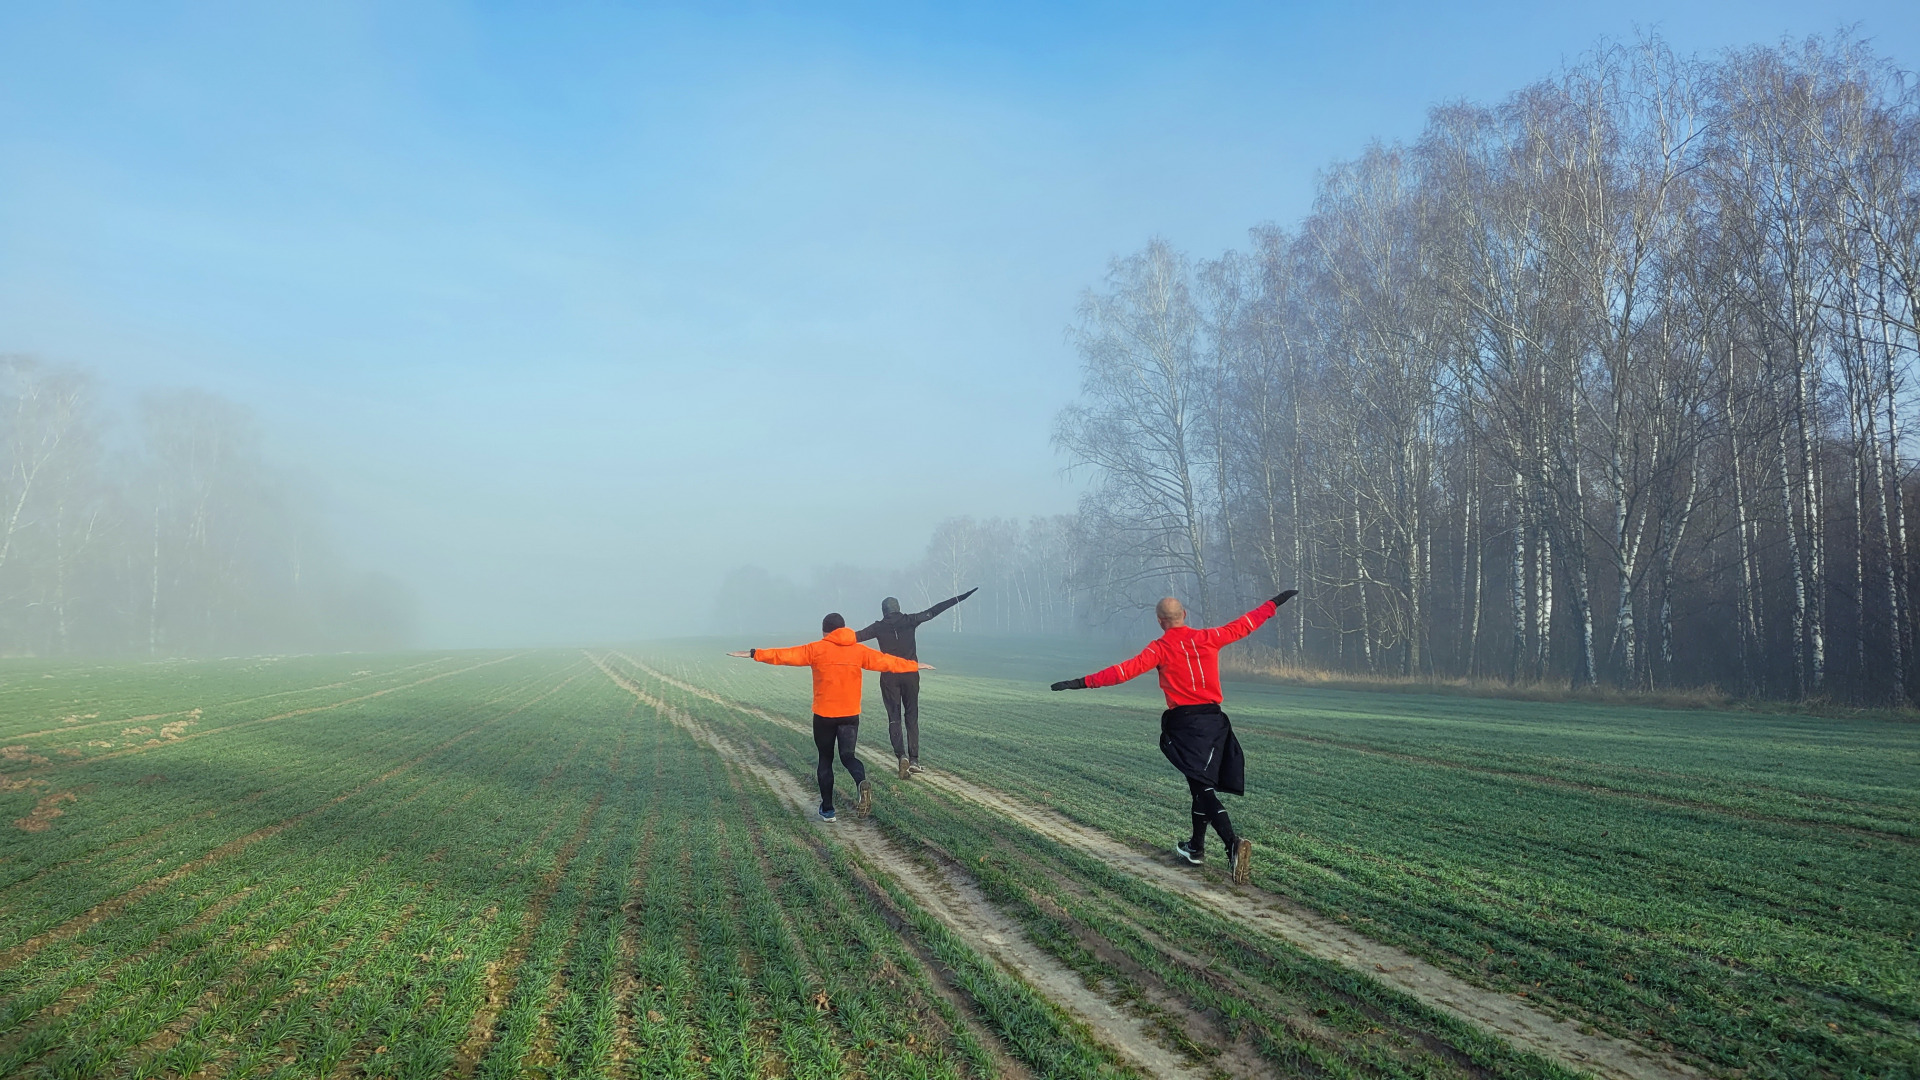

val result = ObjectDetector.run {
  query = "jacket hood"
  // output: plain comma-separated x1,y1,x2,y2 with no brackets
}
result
824,627,859,645
881,597,901,617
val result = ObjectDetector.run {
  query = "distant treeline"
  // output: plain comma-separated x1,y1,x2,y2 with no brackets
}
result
711,515,1082,638
1053,33,1920,701
0,358,414,657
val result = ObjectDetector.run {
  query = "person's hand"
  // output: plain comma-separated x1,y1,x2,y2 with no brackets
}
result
959,587,979,601
1050,677,1087,691
1270,589,1300,607
727,650,753,659
918,664,936,671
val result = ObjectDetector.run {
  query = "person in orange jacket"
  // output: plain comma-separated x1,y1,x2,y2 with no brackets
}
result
729,612,925,822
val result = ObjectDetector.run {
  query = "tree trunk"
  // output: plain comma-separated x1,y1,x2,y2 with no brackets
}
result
1534,518,1553,682
1778,411,1809,696
1725,364,1761,694
1510,474,1527,683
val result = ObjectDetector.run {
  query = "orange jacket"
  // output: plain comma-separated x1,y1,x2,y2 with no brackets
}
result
753,626,920,717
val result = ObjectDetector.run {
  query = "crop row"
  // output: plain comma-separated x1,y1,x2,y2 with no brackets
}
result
0,657,607,1078
4,649,1153,1079
0,653,467,748
609,651,1566,1080
639,637,1920,1080
0,654,568,945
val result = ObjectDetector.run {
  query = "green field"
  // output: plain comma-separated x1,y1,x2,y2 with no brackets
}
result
1,645,1914,1079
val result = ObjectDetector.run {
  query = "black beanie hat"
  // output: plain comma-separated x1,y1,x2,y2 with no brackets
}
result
822,612,846,634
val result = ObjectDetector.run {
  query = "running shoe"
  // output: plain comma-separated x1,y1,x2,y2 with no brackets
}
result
898,757,911,780
1173,839,1204,865
856,778,873,817
1227,838,1252,885
906,761,925,774
817,807,837,823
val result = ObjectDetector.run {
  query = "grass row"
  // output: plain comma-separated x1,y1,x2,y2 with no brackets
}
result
3,649,1158,1078
645,634,1920,1080
618,651,1568,1080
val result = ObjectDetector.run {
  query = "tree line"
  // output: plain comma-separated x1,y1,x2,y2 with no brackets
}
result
0,358,414,657
710,515,1082,637
1055,33,1920,701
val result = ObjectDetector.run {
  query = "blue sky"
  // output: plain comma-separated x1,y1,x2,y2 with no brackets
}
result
1,1,1914,645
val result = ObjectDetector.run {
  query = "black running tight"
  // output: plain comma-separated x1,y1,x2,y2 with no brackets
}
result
1187,776,1237,854
813,714,865,811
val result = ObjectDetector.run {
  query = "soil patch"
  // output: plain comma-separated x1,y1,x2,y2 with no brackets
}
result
13,790,76,832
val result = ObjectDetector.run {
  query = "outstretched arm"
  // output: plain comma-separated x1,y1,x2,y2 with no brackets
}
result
748,644,813,666
1196,591,1299,648
913,586,978,625
853,620,882,643
1054,641,1159,690
858,647,920,674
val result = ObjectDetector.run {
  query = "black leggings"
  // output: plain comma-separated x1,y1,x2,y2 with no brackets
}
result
813,714,866,811
1188,776,1237,854
881,671,920,761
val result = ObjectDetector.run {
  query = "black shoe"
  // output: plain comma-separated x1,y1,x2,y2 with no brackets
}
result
1173,839,1203,865
1227,838,1252,885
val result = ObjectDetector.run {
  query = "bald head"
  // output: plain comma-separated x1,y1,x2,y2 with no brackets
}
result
1156,597,1187,628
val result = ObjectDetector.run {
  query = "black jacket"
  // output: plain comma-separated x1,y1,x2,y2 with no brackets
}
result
855,589,975,661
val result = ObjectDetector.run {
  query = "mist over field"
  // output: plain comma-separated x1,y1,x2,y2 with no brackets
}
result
2,3,1918,702
6,10,1920,1078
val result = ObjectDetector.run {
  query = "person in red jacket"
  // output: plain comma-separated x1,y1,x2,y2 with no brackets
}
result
1051,589,1298,884
729,612,924,822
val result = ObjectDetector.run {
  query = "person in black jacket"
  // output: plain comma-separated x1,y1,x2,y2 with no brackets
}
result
856,588,977,777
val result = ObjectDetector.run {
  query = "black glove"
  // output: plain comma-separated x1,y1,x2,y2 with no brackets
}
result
1050,677,1087,691
1270,589,1300,607
958,587,979,602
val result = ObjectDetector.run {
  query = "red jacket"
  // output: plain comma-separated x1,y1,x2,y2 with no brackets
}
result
753,626,920,717
1082,601,1276,707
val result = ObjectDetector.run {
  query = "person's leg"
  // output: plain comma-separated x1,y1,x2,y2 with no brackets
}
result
901,673,921,764
837,720,866,782
1188,776,1237,851
881,673,908,772
813,715,838,812
836,720,870,813
1186,776,1213,855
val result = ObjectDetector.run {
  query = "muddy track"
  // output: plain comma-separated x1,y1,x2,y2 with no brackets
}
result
629,656,1702,1080
588,653,1200,1080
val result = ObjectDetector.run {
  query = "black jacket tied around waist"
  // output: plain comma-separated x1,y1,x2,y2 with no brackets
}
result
1159,703,1245,796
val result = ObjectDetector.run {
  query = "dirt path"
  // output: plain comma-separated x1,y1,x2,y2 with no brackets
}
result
588,653,1203,1080
630,657,1701,1080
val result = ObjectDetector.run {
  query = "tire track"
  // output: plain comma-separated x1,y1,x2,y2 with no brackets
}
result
588,653,1196,1080
627,655,1701,1080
